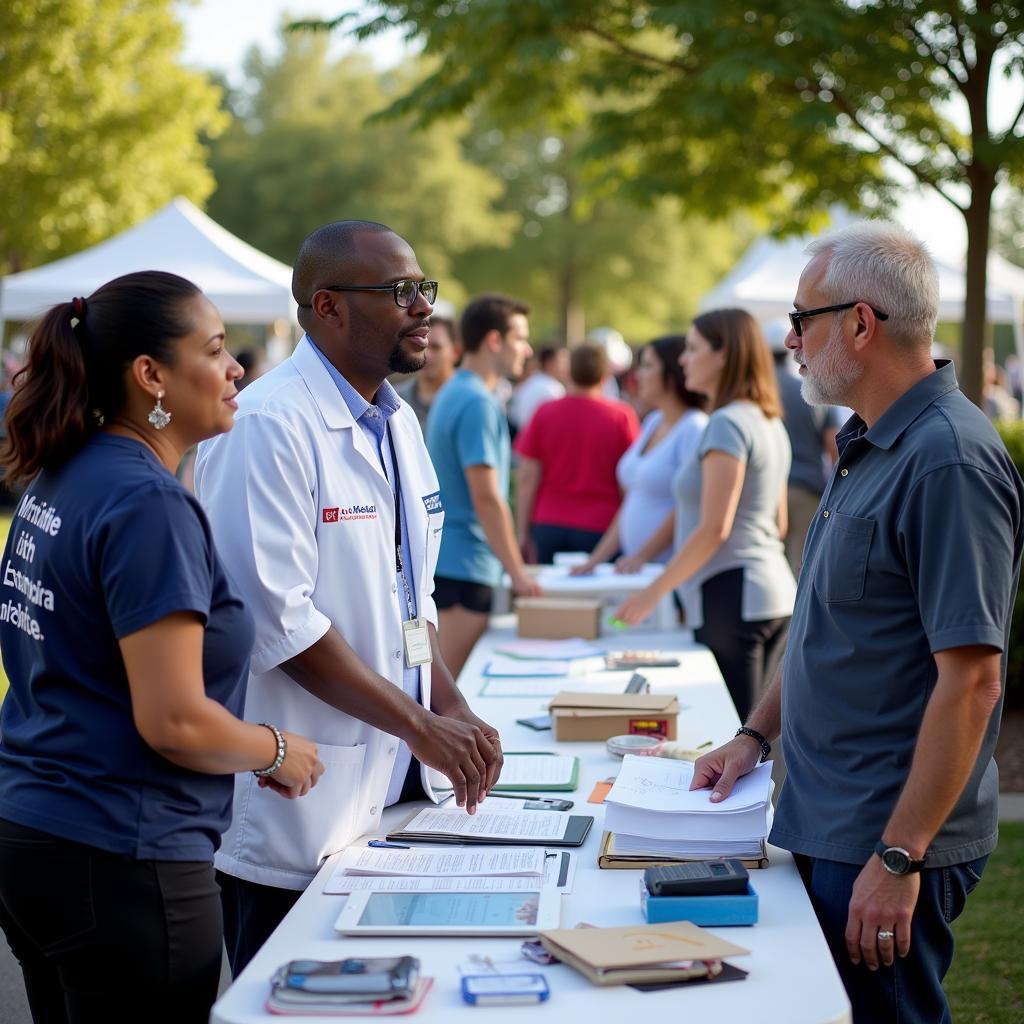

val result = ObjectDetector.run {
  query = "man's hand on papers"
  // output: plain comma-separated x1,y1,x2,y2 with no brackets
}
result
845,856,919,970
689,736,762,803
410,706,504,814
613,553,646,575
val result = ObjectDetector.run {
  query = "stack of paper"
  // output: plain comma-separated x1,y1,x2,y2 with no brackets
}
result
603,755,773,860
387,807,592,847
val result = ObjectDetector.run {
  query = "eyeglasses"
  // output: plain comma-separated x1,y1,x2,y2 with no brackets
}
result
788,301,889,337
310,279,438,308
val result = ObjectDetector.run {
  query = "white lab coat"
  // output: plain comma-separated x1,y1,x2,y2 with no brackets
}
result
195,337,444,889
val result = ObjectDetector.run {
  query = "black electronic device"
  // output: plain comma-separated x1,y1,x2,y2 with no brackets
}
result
516,714,552,731
643,860,749,897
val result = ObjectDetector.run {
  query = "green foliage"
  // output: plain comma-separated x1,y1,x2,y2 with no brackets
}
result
452,122,752,340
996,420,1024,709
946,821,1024,1022
0,0,226,274
336,0,1024,399
206,33,517,307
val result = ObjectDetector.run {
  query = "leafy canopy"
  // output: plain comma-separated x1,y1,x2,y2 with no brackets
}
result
0,0,226,274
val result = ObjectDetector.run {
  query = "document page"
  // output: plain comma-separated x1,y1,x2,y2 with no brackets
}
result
495,754,577,787
337,847,546,877
398,808,570,842
492,639,607,660
324,851,575,894
607,755,773,813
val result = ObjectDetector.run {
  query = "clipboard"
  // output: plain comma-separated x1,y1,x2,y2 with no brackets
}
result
491,752,580,792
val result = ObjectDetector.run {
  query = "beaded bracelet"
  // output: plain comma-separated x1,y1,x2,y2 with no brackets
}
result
253,722,287,777
735,725,772,763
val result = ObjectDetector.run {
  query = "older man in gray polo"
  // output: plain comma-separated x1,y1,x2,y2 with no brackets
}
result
692,221,1022,1024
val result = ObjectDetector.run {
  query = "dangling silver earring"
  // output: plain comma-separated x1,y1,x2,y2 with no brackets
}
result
148,391,171,430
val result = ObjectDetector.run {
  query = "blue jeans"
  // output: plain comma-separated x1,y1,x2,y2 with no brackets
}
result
794,852,987,1024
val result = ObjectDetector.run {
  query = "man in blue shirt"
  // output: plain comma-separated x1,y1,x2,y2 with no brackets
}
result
691,221,1022,1024
426,294,542,676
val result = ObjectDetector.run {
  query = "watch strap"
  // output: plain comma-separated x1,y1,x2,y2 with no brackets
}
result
735,726,771,763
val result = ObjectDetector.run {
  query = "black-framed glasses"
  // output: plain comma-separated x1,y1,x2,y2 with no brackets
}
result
311,279,438,308
788,301,889,337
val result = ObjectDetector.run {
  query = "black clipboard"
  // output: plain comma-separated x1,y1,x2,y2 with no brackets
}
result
387,813,593,847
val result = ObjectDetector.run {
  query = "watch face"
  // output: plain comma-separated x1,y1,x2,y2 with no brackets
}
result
881,848,910,875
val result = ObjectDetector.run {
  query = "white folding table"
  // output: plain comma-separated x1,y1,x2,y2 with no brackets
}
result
211,621,851,1024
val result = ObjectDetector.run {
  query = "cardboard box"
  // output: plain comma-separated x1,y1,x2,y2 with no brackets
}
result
549,692,679,742
641,879,759,926
515,597,602,640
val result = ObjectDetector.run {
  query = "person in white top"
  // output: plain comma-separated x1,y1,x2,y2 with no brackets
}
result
507,346,567,432
195,220,503,976
572,335,708,575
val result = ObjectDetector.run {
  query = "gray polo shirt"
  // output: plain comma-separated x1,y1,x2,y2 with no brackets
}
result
771,361,1023,867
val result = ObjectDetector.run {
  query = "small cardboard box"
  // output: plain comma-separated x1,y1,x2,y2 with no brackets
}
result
640,880,759,926
515,597,602,640
549,692,679,742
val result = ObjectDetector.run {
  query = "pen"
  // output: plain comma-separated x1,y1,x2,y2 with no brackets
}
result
367,839,410,849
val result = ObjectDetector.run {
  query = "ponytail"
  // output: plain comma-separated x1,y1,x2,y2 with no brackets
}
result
0,270,203,487
1,303,91,487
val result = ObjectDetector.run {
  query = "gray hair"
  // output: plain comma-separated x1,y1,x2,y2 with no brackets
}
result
805,221,939,348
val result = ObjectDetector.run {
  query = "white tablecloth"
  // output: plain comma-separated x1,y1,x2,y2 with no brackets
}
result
211,619,851,1024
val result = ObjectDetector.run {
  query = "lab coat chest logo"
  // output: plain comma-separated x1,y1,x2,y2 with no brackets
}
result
322,504,378,523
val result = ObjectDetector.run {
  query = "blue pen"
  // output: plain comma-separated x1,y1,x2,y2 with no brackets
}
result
367,839,410,849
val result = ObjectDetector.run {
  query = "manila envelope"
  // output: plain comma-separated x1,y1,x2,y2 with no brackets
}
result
539,920,749,970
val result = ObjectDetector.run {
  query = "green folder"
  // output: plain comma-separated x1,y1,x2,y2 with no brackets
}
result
491,751,580,792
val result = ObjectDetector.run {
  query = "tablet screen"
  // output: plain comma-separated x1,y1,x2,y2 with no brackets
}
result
357,892,541,928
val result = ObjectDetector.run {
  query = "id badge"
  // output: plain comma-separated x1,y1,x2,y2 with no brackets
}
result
402,617,433,667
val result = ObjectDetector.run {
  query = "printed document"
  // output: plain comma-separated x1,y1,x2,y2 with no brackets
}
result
336,847,546,877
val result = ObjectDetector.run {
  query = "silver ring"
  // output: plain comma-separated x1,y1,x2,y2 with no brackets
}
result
877,930,895,941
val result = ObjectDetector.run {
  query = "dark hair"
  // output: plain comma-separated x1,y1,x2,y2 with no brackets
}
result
537,345,561,370
646,335,706,411
459,293,531,353
569,343,608,388
1,270,203,486
690,308,781,417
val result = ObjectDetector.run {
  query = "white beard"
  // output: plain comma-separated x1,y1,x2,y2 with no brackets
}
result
800,320,863,407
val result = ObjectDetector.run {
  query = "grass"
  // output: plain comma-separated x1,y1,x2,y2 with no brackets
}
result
946,821,1024,1023
0,513,1018,1018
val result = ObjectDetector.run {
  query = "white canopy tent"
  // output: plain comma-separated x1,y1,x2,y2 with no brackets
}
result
700,227,1024,357
0,197,295,331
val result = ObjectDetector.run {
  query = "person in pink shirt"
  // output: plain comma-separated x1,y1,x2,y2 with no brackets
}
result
514,343,640,564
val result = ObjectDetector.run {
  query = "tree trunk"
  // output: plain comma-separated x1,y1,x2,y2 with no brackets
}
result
960,176,994,408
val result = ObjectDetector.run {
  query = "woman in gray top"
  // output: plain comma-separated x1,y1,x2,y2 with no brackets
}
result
615,309,796,717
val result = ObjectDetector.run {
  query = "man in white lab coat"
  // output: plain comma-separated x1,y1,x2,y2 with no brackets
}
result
195,220,503,975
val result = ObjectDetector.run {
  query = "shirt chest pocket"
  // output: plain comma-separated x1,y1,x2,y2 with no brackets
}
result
813,511,875,603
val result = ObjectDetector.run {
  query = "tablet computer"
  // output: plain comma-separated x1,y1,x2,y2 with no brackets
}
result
334,890,561,937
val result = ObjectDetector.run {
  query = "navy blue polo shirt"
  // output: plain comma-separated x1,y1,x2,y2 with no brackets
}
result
0,435,253,861
771,361,1023,866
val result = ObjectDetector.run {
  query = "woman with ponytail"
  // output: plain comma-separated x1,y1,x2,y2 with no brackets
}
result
0,272,323,1023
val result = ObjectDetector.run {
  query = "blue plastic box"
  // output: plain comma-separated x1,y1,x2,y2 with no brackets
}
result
640,878,758,926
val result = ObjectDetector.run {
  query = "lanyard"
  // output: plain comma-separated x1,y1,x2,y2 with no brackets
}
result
384,426,416,620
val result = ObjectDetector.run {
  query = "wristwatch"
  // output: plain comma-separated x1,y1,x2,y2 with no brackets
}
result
875,841,927,875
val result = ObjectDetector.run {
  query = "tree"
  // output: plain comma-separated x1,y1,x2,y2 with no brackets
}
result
452,124,750,341
205,30,517,306
325,1,1024,404
0,0,226,275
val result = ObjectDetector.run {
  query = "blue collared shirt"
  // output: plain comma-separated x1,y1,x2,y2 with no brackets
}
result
308,337,419,806
771,360,1023,866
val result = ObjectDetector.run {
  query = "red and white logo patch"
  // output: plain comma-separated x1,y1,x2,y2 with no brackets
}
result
322,507,340,523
